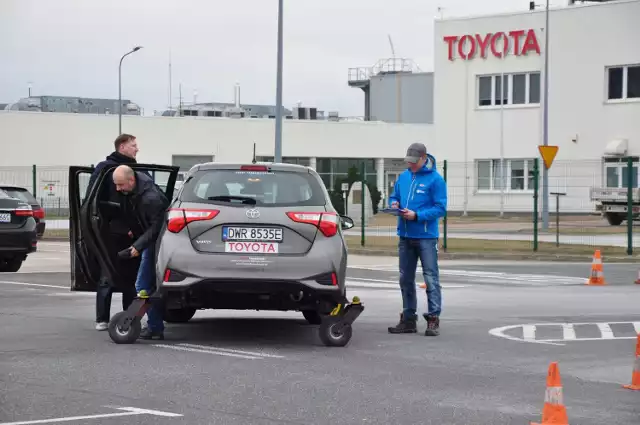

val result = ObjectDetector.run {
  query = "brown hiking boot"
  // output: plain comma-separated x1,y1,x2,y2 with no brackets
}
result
388,313,417,334
424,315,440,336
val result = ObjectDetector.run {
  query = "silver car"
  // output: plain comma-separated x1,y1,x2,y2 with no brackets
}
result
70,162,363,346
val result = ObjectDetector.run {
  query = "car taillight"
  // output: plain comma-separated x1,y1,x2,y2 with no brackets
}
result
32,208,45,219
14,205,33,217
286,212,339,237
167,208,219,233
240,165,268,171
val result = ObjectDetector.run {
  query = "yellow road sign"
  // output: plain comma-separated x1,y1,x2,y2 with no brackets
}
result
538,145,559,169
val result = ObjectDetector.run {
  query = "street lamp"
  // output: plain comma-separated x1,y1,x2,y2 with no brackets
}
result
274,0,284,163
118,46,143,135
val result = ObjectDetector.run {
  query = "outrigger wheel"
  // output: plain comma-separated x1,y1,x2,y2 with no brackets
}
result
107,295,150,344
319,296,364,347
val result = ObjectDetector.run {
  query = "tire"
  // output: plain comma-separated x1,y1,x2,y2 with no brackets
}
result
163,307,196,323
108,311,142,344
302,310,322,325
605,213,624,226
0,259,23,273
319,316,353,347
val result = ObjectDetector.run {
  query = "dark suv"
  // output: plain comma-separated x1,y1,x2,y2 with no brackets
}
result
0,185,46,238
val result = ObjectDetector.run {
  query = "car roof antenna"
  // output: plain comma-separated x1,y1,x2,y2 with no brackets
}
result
251,142,257,164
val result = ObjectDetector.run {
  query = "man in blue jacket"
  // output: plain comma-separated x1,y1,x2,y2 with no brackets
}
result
387,142,447,336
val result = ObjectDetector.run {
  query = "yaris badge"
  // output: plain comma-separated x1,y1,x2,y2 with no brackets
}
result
246,209,260,219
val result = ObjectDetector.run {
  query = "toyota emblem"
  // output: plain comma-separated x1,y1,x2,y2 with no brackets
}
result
246,209,260,219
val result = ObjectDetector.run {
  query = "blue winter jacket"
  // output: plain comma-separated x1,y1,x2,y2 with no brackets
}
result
388,154,447,239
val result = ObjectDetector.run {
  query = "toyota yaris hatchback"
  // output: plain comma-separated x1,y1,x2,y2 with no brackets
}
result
70,162,362,346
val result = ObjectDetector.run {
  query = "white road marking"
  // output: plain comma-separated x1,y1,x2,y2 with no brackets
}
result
3,271,69,274
154,343,284,360
562,323,577,340
522,325,536,341
490,321,640,345
0,280,67,289
348,265,585,286
597,323,615,339
0,406,182,425
346,277,467,289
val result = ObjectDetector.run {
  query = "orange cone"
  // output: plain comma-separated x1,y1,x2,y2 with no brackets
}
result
531,362,570,425
634,270,640,285
623,334,640,391
585,250,606,285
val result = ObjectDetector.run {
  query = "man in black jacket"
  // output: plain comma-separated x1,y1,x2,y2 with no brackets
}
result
89,134,139,331
113,165,169,340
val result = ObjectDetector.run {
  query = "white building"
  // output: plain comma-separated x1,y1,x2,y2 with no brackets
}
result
1,0,638,214
434,0,640,213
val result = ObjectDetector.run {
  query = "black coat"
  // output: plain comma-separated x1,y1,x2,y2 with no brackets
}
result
122,172,169,253
88,152,137,235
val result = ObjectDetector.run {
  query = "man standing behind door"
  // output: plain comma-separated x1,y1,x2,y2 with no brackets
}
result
387,142,447,337
88,134,139,331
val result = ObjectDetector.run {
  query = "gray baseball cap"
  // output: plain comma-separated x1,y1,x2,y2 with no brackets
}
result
404,142,427,163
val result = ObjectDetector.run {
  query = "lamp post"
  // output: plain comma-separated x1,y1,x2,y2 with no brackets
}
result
118,46,143,135
274,0,284,163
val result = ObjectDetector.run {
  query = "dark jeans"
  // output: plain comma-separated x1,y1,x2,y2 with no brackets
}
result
95,272,136,323
398,237,442,320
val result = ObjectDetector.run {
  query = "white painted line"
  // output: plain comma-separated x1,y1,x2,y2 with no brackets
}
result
346,278,467,289
522,325,536,341
0,406,182,425
6,271,69,274
488,325,564,346
562,323,577,340
0,280,67,289
634,322,640,334
597,323,615,339
537,336,639,343
179,343,285,359
153,344,262,360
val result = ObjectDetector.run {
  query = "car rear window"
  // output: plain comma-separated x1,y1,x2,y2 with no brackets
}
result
181,169,327,207
0,187,38,204
0,189,10,199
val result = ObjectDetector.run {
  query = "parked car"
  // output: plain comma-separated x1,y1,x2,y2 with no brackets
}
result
0,189,38,272
0,185,46,238
69,162,359,346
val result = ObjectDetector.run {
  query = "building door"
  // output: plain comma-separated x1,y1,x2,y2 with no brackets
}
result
386,171,400,202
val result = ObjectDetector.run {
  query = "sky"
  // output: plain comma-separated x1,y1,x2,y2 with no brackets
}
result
1,0,540,117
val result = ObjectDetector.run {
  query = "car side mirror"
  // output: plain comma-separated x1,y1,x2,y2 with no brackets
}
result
340,215,354,230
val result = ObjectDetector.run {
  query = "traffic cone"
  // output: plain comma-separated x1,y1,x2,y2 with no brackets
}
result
634,269,640,285
531,362,570,425
585,250,607,285
623,334,640,391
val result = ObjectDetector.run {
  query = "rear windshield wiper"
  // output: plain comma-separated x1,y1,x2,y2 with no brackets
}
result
207,195,257,205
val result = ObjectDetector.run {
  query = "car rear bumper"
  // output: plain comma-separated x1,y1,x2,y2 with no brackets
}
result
160,273,345,312
0,228,38,258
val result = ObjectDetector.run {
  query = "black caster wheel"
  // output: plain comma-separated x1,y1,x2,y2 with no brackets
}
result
108,311,142,344
319,316,353,347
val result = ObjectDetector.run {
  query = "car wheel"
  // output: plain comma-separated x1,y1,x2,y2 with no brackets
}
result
302,310,322,325
163,307,197,323
0,259,23,273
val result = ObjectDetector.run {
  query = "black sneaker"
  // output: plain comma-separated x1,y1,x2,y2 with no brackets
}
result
388,313,417,334
140,328,164,340
424,315,440,336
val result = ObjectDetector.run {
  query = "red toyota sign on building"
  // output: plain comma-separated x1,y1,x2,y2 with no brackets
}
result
443,29,541,61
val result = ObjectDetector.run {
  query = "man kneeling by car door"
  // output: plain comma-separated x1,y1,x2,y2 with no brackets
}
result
113,165,169,340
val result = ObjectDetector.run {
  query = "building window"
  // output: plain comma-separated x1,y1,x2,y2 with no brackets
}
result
476,159,536,191
607,65,640,101
477,72,541,107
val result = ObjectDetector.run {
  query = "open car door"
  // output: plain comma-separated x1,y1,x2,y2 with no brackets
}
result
71,163,179,292
69,166,100,291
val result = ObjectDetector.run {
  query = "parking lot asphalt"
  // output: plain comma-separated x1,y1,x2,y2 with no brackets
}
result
1,242,639,424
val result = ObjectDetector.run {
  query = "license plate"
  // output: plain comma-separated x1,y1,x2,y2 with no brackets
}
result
225,241,279,254
222,226,283,242
0,213,11,223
